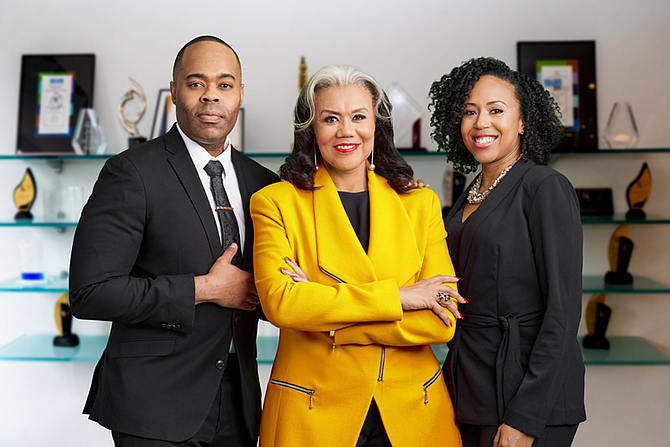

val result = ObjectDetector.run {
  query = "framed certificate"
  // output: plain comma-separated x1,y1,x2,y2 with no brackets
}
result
16,54,95,155
517,41,597,152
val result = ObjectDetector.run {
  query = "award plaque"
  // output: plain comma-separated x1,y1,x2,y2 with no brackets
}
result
582,293,611,350
14,168,37,220
625,162,651,219
605,224,634,284
53,293,79,347
119,78,148,148
575,188,613,215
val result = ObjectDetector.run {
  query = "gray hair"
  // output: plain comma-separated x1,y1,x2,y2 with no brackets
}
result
293,64,392,131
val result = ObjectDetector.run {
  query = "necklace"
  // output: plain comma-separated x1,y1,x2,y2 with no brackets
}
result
467,156,521,204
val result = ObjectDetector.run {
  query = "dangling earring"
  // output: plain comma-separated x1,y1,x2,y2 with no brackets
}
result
368,147,375,171
314,148,319,171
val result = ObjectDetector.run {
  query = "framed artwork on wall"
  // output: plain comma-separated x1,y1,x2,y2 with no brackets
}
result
517,41,597,152
16,54,96,155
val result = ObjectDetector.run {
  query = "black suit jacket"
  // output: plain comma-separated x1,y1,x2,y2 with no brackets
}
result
443,160,586,437
69,125,278,442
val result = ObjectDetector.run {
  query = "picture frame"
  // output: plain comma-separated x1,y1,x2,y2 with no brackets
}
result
517,41,597,152
16,54,95,155
150,89,175,139
150,89,244,152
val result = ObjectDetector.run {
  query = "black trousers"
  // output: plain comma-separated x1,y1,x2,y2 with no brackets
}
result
112,354,254,447
459,423,579,447
355,400,392,447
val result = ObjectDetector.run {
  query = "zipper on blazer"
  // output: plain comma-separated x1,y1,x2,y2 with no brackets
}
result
270,379,315,409
319,266,345,284
378,346,386,381
422,368,442,404
320,266,344,352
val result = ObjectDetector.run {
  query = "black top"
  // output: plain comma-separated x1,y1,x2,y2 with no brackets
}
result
338,190,370,252
443,160,586,437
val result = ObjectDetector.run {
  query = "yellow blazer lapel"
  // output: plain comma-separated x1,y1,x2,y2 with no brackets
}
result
313,168,376,284
313,167,422,287
366,170,422,287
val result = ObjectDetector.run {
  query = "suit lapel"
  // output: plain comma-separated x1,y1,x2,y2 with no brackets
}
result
231,148,256,271
163,125,221,260
457,159,534,272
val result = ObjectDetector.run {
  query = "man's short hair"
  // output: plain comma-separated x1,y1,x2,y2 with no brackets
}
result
172,35,241,80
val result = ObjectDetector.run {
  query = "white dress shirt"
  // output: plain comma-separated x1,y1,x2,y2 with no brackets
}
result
176,124,246,251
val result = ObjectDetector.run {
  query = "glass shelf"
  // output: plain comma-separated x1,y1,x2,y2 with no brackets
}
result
0,334,107,362
2,334,666,366
0,154,112,160
0,276,68,293
0,216,77,227
579,336,670,365
553,148,670,154
582,275,670,294
581,214,670,225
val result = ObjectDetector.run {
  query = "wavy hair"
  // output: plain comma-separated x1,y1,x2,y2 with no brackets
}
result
280,64,414,193
428,57,564,174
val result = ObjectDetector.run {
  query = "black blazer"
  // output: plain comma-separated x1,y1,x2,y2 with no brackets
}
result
69,125,278,442
443,160,586,437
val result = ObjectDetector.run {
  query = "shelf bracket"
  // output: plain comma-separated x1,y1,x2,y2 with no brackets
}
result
45,159,64,174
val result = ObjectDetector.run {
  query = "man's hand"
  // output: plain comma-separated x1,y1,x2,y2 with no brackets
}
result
194,243,258,310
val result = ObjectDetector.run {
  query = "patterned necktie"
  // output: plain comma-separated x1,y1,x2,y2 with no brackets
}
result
204,160,243,268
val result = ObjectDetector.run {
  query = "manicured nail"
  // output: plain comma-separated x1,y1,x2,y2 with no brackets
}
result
460,313,464,320
455,277,461,280
463,298,469,303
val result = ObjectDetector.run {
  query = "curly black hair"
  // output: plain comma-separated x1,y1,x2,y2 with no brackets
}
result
280,64,415,193
428,57,564,174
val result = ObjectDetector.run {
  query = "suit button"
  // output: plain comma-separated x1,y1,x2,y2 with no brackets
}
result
215,360,225,370
234,316,239,322
174,324,181,330
161,323,168,329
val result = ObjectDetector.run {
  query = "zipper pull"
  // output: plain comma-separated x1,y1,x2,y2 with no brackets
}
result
423,386,429,404
330,330,336,351
309,390,314,409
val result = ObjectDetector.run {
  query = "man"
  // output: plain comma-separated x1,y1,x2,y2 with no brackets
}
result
69,36,278,446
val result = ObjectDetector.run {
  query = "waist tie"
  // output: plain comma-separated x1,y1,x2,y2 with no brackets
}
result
447,310,545,423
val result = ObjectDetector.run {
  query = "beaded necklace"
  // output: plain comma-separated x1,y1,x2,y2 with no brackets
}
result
467,156,521,204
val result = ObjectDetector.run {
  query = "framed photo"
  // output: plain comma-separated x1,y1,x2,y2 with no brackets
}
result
150,90,244,152
517,41,597,152
16,54,95,155
150,89,176,139
229,108,244,152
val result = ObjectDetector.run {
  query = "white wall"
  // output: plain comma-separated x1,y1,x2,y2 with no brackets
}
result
0,0,669,445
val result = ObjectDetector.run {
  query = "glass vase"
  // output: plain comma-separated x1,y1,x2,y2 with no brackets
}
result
603,102,639,149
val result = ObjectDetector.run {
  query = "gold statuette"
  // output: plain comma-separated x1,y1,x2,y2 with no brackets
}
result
119,78,148,148
14,168,36,220
605,224,634,284
53,293,79,347
298,56,308,92
582,293,611,350
625,162,651,219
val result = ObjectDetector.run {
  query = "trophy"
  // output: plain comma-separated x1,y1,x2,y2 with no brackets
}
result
299,56,308,92
625,162,651,219
582,293,611,349
442,166,466,218
605,224,634,284
119,78,147,148
53,293,79,347
14,168,37,220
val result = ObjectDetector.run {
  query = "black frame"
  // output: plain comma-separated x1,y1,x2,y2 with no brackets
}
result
16,54,95,155
517,41,597,152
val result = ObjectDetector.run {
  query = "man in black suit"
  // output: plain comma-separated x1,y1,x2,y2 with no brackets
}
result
69,36,278,446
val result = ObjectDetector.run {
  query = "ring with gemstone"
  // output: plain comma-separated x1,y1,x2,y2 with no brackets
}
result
437,292,449,304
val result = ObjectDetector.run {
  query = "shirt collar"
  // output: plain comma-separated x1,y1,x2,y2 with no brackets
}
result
176,123,233,174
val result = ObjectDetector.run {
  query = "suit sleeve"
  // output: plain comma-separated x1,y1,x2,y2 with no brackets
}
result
333,190,458,346
69,155,196,332
251,190,403,333
503,174,583,436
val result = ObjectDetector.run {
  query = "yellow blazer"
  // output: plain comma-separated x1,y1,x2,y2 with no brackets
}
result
250,166,462,447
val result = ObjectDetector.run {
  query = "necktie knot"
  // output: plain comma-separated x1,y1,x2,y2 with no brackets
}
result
204,160,224,178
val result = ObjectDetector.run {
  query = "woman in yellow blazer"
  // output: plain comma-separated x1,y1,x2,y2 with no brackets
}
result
250,65,464,447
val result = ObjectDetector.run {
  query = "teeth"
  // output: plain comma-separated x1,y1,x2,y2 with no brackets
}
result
475,136,496,144
336,144,357,149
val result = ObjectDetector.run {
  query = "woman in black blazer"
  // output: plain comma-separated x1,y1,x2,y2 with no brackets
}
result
428,57,586,447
